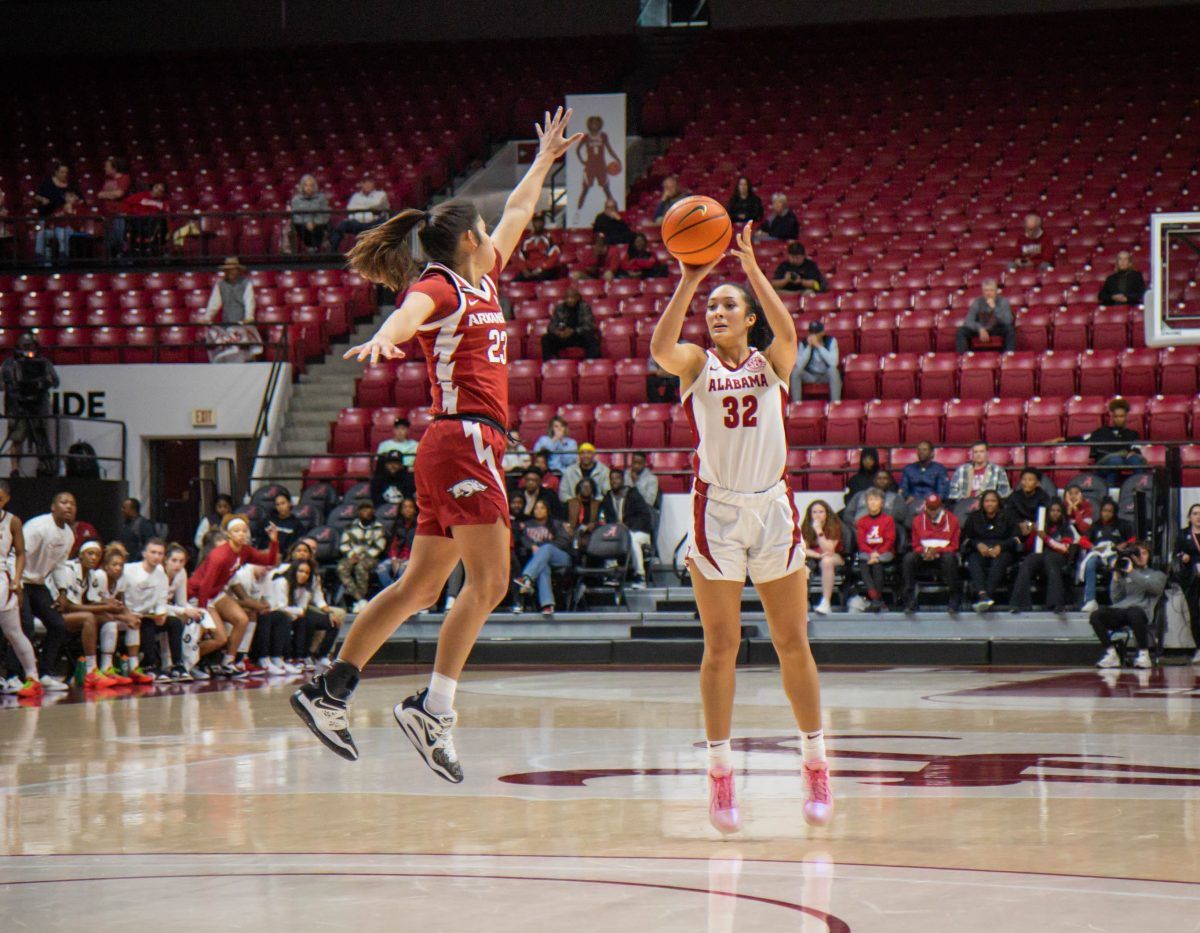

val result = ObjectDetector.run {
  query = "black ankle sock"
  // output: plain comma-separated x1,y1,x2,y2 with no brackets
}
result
322,659,360,700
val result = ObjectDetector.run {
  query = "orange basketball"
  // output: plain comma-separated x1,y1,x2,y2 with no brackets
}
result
606,160,621,175
660,195,731,266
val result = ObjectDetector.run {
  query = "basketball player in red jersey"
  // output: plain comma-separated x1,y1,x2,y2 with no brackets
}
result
575,115,621,209
650,223,833,834
292,107,583,781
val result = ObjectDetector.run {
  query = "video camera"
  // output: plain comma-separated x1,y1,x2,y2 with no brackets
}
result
6,336,54,416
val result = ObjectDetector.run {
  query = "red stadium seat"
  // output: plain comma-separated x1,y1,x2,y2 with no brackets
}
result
89,326,124,364
825,400,866,446
998,352,1038,398
785,448,808,491
159,326,201,363
600,318,635,358
1090,307,1130,350
1051,307,1091,350
356,365,394,407
1064,396,1107,437
649,451,691,493
305,457,344,486
558,404,595,444
1076,349,1119,397
1052,445,1093,484
858,313,897,354
918,353,957,398
1015,308,1053,352
1119,348,1158,397
1182,446,1200,486
944,399,985,445
841,353,879,399
1159,346,1200,395
507,359,541,407
593,404,632,448
577,359,615,404
630,403,671,447
984,398,1025,444
1146,395,1191,440
405,409,435,442
1024,397,1064,442
518,404,556,446
394,361,431,409
785,401,826,445
369,408,405,450
669,404,697,447
1037,351,1079,397
807,448,848,491
904,399,945,443
614,358,649,404
958,352,1000,399
864,399,905,446
331,408,370,454
895,310,936,353
879,353,920,399
540,359,578,405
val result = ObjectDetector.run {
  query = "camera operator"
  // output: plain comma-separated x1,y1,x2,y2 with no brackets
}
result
1090,540,1165,670
1,333,60,476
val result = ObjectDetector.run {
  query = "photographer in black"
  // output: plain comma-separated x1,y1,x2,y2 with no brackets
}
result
1089,541,1165,670
1,333,60,477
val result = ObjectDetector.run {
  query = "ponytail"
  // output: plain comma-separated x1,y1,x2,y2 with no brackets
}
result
347,199,482,293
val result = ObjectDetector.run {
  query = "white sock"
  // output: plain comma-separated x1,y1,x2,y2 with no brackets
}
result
85,656,97,673
801,729,826,764
707,738,733,771
99,652,112,671
224,652,237,666
271,657,284,667
425,673,457,715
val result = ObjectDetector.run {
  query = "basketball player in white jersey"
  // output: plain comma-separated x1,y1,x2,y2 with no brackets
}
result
0,481,42,698
651,223,832,834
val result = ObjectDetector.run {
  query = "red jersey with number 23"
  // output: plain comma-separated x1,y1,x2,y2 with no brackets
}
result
406,260,509,426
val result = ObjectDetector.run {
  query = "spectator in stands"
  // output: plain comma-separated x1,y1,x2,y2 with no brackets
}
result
121,181,170,256
332,176,390,251
370,450,416,506
614,233,665,278
791,320,841,401
726,176,764,224
376,417,418,465
542,288,600,359
1062,485,1094,538
559,442,611,501
33,161,79,218
502,437,531,475
801,500,844,616
949,442,1012,501
573,237,617,281
647,354,681,403
1091,541,1164,669
376,498,418,589
117,498,157,561
337,499,387,612
532,450,560,494
1006,469,1052,542
33,163,83,262
626,451,660,508
194,493,234,549
758,192,799,241
290,174,330,253
1010,498,1076,615
0,190,11,254
98,156,132,257
593,197,634,245
855,489,896,612
772,242,826,293
1011,212,1053,270
513,498,575,615
1078,498,1134,613
515,213,564,281
848,470,907,528
903,494,961,614
900,442,950,510
1172,504,1200,663
955,279,1014,353
205,257,256,323
961,489,1021,613
264,492,310,555
519,467,563,520
599,469,652,588
1054,397,1145,486
1098,251,1147,305
847,447,881,499
566,476,601,549
653,175,685,220
532,416,578,472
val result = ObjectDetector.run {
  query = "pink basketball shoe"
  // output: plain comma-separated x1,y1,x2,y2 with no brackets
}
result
803,760,834,827
708,767,742,835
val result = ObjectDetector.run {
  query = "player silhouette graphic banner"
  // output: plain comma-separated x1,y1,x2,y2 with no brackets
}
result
565,93,626,227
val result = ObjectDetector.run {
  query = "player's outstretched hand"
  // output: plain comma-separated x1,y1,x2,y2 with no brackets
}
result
344,336,405,365
536,106,585,162
729,222,759,275
677,255,723,285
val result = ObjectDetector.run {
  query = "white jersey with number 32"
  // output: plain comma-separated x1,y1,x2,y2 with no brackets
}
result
683,348,788,493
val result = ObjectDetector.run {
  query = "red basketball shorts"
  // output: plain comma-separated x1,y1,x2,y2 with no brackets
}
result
414,419,511,537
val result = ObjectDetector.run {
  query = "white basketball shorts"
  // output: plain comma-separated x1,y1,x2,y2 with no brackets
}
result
687,479,806,585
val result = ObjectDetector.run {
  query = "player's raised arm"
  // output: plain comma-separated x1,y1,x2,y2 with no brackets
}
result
730,222,798,380
650,259,720,383
342,291,435,366
491,106,584,269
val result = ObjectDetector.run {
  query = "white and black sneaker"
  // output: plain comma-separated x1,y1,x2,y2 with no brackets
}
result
170,664,194,683
394,688,463,783
291,678,359,761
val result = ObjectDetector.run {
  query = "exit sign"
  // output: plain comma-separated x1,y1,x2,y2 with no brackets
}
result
192,409,217,428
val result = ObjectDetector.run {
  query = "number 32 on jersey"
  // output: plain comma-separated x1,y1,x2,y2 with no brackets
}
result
721,395,758,428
